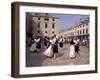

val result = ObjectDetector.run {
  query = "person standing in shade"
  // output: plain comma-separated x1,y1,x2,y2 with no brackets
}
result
43,37,53,57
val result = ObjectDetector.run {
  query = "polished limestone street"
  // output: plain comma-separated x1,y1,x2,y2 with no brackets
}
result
26,43,89,67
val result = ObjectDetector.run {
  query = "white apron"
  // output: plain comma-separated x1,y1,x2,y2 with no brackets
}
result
69,45,75,58
43,45,53,57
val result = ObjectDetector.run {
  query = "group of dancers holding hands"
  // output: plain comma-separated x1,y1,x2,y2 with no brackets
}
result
29,34,80,59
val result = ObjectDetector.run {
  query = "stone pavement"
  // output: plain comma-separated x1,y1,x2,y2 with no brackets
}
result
26,43,89,67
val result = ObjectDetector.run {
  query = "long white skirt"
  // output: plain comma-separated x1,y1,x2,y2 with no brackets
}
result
43,45,53,57
69,45,75,58
29,43,36,52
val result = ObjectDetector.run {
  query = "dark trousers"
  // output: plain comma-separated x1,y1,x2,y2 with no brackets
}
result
53,44,58,54
59,42,63,48
75,45,79,53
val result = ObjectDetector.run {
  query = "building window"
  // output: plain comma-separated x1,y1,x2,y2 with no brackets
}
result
83,24,84,27
38,17,40,20
37,23,40,28
52,19,55,21
45,23,48,28
37,30,40,33
45,31,47,33
44,18,49,21
46,13,49,16
52,31,54,34
78,30,79,35
52,23,55,29
86,23,88,26
74,28,76,30
86,28,88,34
80,30,81,35
83,29,84,34
71,32,74,36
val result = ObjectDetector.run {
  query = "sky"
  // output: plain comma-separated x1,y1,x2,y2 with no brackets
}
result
51,13,89,30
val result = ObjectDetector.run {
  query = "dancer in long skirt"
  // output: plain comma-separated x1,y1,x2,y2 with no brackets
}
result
43,38,53,57
43,35,58,59
69,39,75,59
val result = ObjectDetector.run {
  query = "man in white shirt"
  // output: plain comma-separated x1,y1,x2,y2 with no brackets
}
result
74,37,80,55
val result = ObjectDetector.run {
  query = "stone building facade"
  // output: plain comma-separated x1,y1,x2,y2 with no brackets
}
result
59,17,90,40
31,13,59,38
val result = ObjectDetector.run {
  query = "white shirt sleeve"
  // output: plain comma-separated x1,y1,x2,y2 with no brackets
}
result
51,38,56,44
35,38,40,43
